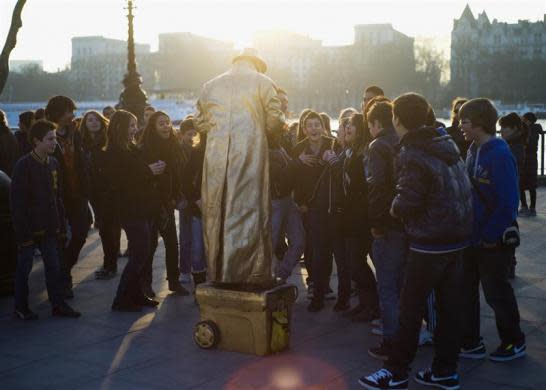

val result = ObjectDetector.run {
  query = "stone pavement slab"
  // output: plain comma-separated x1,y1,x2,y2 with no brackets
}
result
1,189,546,389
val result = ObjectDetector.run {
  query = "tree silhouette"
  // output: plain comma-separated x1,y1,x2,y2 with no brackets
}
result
0,0,27,95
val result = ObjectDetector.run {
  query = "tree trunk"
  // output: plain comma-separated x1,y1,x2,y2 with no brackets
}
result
0,0,27,95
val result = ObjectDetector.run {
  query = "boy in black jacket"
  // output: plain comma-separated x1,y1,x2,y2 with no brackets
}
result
365,100,408,361
360,93,473,390
11,120,81,320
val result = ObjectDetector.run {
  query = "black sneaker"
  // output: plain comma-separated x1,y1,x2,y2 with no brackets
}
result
368,340,392,361
414,369,460,390
14,306,39,320
307,298,324,312
489,341,526,362
358,369,408,390
459,342,486,359
142,285,156,298
52,303,81,318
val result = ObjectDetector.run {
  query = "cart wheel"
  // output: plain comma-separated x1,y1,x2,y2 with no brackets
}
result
194,320,220,349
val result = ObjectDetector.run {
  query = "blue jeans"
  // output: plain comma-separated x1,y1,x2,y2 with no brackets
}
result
271,196,305,280
15,236,63,308
372,230,408,341
179,209,206,274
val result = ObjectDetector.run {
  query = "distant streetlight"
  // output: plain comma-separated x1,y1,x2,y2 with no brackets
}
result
118,0,148,121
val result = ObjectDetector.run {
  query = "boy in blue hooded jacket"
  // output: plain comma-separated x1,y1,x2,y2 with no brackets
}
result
459,98,525,363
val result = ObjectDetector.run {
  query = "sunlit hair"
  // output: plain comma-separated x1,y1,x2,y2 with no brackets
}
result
140,111,177,146
45,95,76,123
179,118,195,134
319,112,332,136
297,108,313,142
348,113,370,156
80,110,109,149
364,96,391,121
392,93,429,130
29,120,57,147
459,98,498,135
499,112,522,130
364,85,384,98
301,111,324,138
367,101,393,130
426,105,437,127
19,111,35,130
451,97,468,121
0,109,7,129
104,110,137,151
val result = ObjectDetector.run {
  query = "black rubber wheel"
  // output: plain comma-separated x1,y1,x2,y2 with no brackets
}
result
194,320,220,349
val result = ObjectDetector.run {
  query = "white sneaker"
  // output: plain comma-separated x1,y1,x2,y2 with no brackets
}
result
371,318,383,327
419,328,434,346
371,326,384,336
179,273,192,284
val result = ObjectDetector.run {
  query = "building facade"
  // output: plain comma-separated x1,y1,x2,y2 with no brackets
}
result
451,4,546,100
71,36,152,99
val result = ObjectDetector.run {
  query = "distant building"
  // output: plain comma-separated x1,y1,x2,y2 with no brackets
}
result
451,4,546,98
9,60,43,73
70,36,152,99
156,33,235,93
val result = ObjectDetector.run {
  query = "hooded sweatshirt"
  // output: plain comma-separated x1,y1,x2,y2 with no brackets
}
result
392,126,473,253
466,137,519,246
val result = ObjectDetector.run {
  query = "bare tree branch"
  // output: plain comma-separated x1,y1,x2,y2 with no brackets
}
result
0,0,27,95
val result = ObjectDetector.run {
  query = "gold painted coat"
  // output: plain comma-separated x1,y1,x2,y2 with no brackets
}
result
195,61,285,286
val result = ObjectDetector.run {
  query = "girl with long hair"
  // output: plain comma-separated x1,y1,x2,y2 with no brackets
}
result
342,113,379,321
103,110,162,311
80,111,121,280
140,111,188,296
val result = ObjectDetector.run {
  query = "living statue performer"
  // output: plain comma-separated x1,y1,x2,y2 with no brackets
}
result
195,49,285,288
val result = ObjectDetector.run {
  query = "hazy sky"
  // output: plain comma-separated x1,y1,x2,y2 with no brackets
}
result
1,0,545,71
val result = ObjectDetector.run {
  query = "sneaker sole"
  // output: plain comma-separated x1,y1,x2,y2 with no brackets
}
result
414,377,459,390
489,350,526,362
367,349,389,361
358,379,407,390
371,328,384,336
459,352,486,359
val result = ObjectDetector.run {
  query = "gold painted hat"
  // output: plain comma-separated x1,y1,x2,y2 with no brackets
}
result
232,48,267,74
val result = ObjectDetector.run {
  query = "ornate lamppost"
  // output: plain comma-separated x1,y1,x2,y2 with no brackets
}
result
118,0,148,121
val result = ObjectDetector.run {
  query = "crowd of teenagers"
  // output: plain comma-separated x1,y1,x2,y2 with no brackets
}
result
0,83,544,390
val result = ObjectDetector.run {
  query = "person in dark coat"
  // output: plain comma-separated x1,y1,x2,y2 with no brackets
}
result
499,113,527,214
139,111,188,297
103,110,161,311
521,112,543,217
15,111,35,156
0,169,17,296
445,97,470,157
0,110,20,177
361,93,473,390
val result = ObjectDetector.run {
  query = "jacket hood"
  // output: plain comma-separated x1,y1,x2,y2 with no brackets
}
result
401,126,461,165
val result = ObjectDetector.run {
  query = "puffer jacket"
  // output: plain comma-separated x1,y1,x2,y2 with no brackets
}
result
391,126,473,253
366,126,403,232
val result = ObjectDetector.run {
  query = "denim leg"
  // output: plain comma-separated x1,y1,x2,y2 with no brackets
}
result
190,216,206,272
115,220,151,305
479,247,524,344
277,199,305,280
15,245,35,309
371,230,408,341
178,208,192,275
271,198,285,252
461,248,482,348
38,237,64,306
159,209,180,282
62,200,91,287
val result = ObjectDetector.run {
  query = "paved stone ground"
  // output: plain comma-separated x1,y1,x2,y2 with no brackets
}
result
1,189,546,390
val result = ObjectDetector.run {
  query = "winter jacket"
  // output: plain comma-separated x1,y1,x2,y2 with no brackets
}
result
466,137,519,246
392,126,473,253
342,149,368,237
446,124,470,157
83,143,111,224
366,127,403,232
102,145,156,224
10,152,66,246
269,146,295,200
181,144,205,218
53,128,90,209
0,127,19,177
15,130,32,156
521,123,543,190
292,136,341,211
